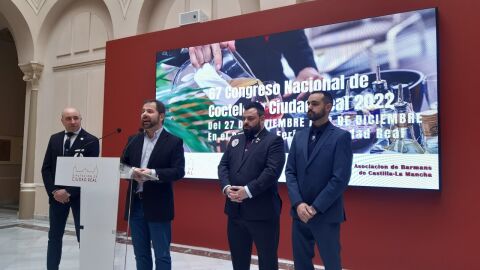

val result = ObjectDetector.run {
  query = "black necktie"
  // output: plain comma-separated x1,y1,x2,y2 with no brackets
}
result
64,132,74,156
308,132,318,158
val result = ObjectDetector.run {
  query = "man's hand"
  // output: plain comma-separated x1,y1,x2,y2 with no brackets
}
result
296,67,321,82
296,202,315,223
189,41,236,70
131,168,152,183
306,205,317,216
224,186,237,201
53,189,70,204
227,185,248,203
283,67,322,101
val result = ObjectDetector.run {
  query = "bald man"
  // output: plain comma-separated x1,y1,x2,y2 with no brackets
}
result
41,107,99,270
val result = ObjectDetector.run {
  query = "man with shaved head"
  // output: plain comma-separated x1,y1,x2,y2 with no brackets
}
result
41,107,99,270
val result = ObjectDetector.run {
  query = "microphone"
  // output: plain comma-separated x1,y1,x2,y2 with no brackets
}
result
74,128,122,156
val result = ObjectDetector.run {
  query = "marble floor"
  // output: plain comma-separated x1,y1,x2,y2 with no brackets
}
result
0,209,319,270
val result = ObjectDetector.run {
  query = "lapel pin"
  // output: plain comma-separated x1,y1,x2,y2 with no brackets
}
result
80,137,84,141
255,137,261,143
232,138,239,147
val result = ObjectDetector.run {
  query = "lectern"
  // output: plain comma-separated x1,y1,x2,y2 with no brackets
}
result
55,157,120,270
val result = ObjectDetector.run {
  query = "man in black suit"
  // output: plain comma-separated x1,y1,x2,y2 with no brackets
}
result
286,91,353,270
41,107,99,270
218,102,286,270
121,99,185,270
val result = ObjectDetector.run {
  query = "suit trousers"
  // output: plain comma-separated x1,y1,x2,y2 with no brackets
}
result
47,199,80,270
129,197,172,270
292,218,341,270
228,217,280,270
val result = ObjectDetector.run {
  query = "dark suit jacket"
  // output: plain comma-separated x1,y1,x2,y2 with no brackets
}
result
218,128,285,221
122,129,185,222
285,124,353,224
41,129,99,203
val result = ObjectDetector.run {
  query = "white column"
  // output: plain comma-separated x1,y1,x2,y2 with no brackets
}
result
18,62,43,219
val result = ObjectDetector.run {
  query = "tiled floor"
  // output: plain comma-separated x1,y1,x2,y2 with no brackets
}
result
0,225,256,270
0,209,270,270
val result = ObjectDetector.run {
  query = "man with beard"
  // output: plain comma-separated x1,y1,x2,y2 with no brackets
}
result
121,99,185,270
218,102,286,270
285,91,353,270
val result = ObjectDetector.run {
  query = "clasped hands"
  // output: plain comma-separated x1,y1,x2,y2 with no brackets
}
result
131,168,153,183
225,186,249,203
53,189,70,204
296,202,317,223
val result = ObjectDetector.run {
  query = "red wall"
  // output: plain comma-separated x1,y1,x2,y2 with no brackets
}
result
103,0,480,269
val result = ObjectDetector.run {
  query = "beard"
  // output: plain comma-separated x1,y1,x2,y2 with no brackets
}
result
243,123,261,140
307,108,326,121
142,116,159,129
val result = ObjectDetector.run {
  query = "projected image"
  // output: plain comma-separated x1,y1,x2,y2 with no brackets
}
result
156,8,439,189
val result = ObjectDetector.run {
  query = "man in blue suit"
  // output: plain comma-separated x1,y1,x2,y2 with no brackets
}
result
41,107,99,270
286,91,353,270
218,102,286,270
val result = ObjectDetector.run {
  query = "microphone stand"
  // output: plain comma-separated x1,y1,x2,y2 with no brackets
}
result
123,179,134,270
121,128,143,270
74,128,122,157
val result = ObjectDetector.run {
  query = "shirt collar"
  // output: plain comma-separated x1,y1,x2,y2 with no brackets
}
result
255,127,265,138
245,127,265,141
65,128,82,136
310,121,330,135
144,127,163,140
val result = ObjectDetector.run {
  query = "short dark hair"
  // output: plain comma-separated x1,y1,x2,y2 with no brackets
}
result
310,91,333,104
143,99,166,114
244,101,265,117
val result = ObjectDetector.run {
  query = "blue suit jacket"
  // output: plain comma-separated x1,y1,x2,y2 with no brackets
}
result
218,128,285,220
286,123,353,223
41,129,99,203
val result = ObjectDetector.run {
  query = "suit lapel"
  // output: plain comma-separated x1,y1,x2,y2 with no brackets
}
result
59,129,86,156
55,132,65,156
70,129,86,153
301,129,309,163
306,125,335,168
238,134,247,161
238,128,268,170
226,134,244,173
249,128,268,154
